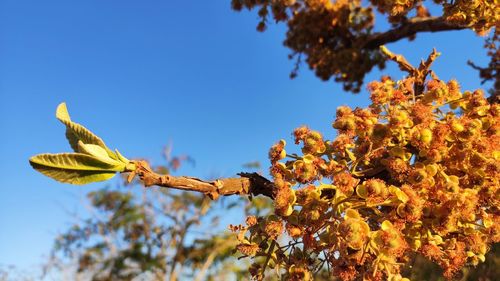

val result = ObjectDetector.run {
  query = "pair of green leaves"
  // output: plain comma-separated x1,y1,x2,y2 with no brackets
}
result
29,103,135,185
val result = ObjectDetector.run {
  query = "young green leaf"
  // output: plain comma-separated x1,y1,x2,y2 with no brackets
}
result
29,103,136,185
31,167,116,185
114,149,130,164
77,141,122,166
29,153,126,184
56,103,119,160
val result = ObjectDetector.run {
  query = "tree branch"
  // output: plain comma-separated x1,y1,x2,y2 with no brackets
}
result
363,17,467,49
133,161,275,200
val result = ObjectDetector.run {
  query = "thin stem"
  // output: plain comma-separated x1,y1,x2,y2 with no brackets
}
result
261,240,276,275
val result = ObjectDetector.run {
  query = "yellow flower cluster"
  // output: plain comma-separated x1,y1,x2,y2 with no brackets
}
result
233,51,499,280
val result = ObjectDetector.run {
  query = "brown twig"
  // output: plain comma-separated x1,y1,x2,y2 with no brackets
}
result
380,46,441,97
380,45,415,74
365,17,462,98
132,161,275,200
415,48,441,95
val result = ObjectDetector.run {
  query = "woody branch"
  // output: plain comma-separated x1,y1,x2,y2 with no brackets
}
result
132,161,275,200
363,17,466,49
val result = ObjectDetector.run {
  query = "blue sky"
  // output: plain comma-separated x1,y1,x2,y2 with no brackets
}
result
0,0,492,275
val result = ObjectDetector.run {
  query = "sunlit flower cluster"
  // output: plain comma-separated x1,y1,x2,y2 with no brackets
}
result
231,52,499,280
437,0,499,35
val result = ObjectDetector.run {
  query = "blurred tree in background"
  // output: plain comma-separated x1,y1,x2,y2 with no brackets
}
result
42,149,247,281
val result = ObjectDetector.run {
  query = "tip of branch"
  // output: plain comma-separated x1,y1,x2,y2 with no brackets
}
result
379,45,416,74
379,45,391,56
418,48,441,72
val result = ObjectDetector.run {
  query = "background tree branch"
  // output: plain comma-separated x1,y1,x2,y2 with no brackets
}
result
363,17,467,49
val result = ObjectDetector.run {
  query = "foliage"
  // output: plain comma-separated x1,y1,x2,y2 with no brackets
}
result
230,48,499,280
231,0,499,93
29,103,134,185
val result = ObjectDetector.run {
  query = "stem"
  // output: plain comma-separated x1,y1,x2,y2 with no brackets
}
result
261,240,276,275
132,161,275,200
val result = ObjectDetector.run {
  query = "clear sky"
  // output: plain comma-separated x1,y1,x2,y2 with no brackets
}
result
0,0,492,276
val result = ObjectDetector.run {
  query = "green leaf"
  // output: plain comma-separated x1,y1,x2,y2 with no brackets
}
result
29,153,125,184
77,141,121,166
31,167,116,185
114,149,130,164
30,153,124,171
56,103,118,160
28,103,136,185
